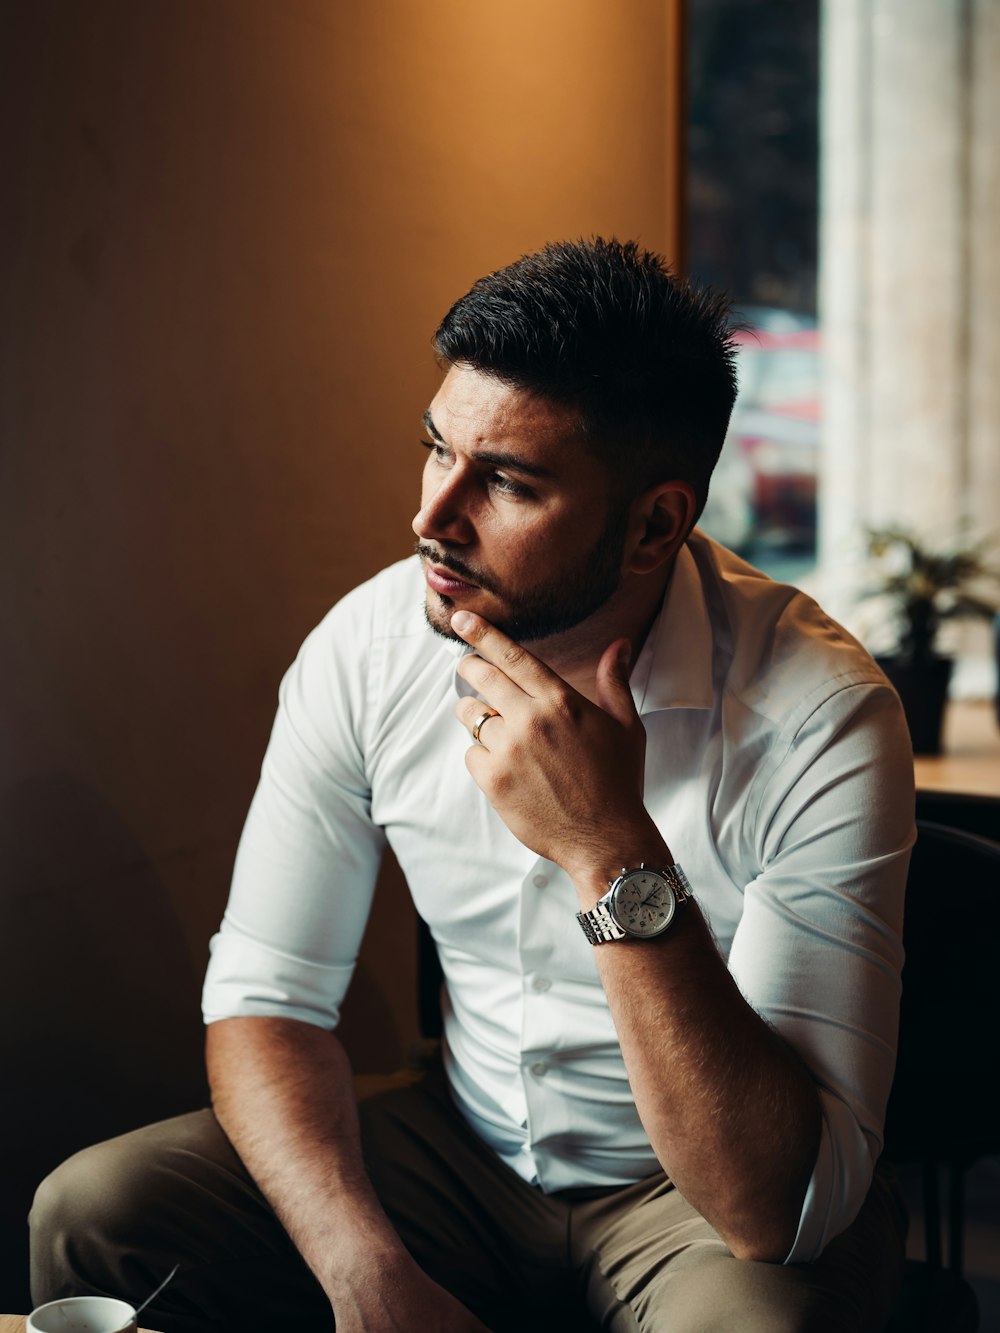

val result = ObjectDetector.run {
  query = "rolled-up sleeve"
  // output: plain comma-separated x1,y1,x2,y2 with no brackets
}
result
203,586,387,1029
726,677,914,1262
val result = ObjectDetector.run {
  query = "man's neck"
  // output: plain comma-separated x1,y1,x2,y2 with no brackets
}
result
526,561,675,704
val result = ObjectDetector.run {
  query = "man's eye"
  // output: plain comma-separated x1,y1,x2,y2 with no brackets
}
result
488,473,530,499
420,439,449,465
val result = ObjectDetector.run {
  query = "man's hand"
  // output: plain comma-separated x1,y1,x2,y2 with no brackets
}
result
451,610,665,884
208,1018,491,1332
330,1245,490,1332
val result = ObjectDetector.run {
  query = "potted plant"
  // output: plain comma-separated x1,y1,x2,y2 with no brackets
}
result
860,526,1000,754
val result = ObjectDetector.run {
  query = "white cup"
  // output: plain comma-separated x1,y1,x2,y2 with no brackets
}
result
27,1296,138,1333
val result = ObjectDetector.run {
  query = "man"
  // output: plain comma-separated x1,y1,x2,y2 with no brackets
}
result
31,239,913,1331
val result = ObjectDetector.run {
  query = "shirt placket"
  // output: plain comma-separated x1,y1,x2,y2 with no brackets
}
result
514,853,590,1185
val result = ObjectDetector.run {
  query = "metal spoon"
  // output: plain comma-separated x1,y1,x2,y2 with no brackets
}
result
133,1263,179,1320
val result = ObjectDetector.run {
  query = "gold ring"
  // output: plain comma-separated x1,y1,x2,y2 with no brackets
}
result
471,708,500,744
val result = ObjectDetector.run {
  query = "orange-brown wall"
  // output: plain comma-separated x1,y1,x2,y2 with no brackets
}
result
0,0,681,1302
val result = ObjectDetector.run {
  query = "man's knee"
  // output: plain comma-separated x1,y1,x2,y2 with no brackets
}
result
31,1132,148,1300
631,1248,836,1333
620,1236,899,1333
30,1111,233,1303
587,1166,905,1333
35,1138,128,1241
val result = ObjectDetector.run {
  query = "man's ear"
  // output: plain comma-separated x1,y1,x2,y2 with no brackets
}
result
626,481,696,574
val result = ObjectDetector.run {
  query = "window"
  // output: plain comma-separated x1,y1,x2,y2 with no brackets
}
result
688,0,821,582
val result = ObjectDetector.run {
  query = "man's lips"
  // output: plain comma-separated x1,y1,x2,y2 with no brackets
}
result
425,562,480,596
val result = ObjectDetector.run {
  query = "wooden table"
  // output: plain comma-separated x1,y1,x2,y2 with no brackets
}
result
913,699,1000,797
0,1319,159,1333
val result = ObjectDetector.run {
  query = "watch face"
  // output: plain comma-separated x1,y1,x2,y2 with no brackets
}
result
609,870,677,938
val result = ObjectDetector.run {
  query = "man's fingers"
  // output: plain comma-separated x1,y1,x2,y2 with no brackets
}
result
457,697,505,747
456,650,529,711
594,638,640,728
450,611,553,696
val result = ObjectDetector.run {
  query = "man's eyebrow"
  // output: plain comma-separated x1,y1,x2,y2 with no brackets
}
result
422,408,444,442
422,408,556,481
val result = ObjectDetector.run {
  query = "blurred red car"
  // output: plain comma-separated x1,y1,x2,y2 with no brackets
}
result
701,307,820,564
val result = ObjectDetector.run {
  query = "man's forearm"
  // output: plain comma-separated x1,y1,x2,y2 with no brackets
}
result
206,1017,490,1332
578,844,821,1263
205,1017,406,1302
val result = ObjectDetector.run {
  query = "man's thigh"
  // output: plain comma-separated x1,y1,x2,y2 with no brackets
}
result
575,1166,907,1333
30,1072,584,1333
34,1072,903,1333
357,1067,596,1331
30,1109,330,1333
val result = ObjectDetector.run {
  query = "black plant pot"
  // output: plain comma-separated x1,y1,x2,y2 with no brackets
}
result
875,654,953,756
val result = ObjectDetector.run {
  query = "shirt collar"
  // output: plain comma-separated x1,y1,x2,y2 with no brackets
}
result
630,539,714,715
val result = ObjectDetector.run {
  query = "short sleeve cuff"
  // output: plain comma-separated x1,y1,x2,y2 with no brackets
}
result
201,930,356,1029
784,1090,877,1264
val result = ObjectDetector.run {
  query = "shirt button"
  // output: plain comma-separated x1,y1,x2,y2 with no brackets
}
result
532,976,552,993
529,1060,549,1077
532,873,549,888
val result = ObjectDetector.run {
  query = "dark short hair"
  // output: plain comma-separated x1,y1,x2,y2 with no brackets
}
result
433,237,739,522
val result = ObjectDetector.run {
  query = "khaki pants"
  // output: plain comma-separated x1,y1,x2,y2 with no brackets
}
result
29,1064,906,1332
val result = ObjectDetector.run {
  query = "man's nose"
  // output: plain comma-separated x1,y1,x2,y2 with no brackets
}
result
412,470,474,545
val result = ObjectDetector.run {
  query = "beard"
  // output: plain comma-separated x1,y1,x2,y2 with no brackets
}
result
417,505,630,645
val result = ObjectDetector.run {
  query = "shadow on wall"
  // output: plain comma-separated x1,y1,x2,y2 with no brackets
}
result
0,774,209,1312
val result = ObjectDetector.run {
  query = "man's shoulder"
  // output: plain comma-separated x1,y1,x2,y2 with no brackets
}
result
342,553,426,617
686,531,889,717
293,554,458,703
687,530,823,619
311,554,431,647
280,555,455,747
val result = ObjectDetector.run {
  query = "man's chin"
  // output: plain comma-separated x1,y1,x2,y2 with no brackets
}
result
422,584,614,647
425,612,464,642
423,592,463,642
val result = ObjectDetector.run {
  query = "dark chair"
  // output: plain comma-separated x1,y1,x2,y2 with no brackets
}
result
914,791,999,844
883,820,1000,1331
417,910,445,1043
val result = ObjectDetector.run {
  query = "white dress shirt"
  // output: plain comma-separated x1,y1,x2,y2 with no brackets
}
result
203,530,914,1263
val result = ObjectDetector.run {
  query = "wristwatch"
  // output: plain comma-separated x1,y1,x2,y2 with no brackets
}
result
576,863,692,945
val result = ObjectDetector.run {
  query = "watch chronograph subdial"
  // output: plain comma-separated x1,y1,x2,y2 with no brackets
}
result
611,873,678,937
